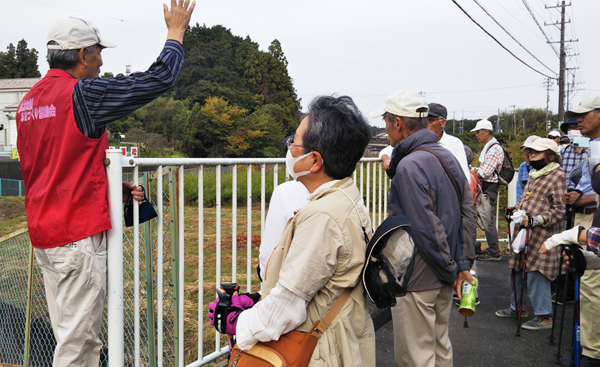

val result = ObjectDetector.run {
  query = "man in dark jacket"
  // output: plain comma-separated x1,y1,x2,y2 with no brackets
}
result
371,89,476,367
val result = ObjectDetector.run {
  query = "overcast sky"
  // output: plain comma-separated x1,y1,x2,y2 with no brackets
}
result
3,0,600,128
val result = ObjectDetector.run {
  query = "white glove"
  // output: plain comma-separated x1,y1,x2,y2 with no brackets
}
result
510,210,527,224
543,226,581,251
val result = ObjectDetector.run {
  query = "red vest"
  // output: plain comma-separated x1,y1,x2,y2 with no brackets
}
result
17,69,111,248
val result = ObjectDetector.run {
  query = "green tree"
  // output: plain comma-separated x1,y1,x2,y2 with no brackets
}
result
101,72,114,79
0,39,40,78
174,24,300,133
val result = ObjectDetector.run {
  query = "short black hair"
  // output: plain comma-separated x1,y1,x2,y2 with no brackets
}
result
303,95,371,179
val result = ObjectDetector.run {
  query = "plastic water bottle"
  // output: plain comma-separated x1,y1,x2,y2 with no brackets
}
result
459,270,478,317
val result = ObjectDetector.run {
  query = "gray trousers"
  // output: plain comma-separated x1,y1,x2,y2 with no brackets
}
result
482,182,499,254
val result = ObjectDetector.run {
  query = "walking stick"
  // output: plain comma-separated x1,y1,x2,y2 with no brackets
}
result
556,255,571,364
516,228,530,337
570,277,580,367
549,252,565,346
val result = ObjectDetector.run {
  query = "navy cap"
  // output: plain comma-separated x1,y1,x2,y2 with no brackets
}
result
427,103,447,119
283,135,294,148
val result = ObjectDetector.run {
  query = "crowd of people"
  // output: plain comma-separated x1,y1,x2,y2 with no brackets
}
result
13,1,600,365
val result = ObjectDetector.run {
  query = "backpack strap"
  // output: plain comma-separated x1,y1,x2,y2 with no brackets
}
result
411,146,462,201
489,141,507,176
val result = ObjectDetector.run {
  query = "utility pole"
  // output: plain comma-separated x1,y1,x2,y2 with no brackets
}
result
544,78,553,130
546,1,577,123
510,105,516,134
453,111,456,134
497,108,501,132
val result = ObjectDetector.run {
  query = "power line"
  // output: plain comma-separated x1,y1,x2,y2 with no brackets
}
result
473,0,556,74
25,0,164,30
521,0,560,58
450,0,554,79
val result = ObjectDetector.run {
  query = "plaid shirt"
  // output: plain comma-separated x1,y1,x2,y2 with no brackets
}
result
478,142,504,183
587,228,600,255
562,144,588,189
509,166,566,280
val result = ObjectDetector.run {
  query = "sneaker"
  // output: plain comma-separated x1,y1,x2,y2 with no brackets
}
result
552,293,575,305
476,251,502,261
521,315,552,330
495,308,529,318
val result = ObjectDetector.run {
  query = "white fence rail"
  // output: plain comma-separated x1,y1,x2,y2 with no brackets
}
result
104,150,512,366
105,151,386,366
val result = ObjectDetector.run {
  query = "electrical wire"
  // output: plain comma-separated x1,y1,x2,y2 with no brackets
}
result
451,0,554,79
521,0,560,58
473,0,555,74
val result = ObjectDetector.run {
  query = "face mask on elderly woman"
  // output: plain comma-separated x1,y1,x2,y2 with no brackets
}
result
529,158,547,171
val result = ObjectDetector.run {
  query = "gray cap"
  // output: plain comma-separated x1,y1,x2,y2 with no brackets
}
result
427,103,447,119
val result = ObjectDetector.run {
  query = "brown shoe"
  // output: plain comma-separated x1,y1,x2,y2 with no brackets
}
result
476,251,502,261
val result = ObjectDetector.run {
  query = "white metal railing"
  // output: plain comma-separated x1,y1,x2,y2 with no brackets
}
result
105,151,386,367
104,150,512,366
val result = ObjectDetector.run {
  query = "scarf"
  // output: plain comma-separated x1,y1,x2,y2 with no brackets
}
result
479,137,498,163
529,162,560,180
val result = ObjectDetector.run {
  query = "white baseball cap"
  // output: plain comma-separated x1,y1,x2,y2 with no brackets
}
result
519,135,540,149
565,96,600,119
370,90,428,118
47,17,116,50
547,130,561,138
470,119,494,132
528,138,559,154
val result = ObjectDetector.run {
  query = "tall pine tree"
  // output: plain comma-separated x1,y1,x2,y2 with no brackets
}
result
0,39,40,78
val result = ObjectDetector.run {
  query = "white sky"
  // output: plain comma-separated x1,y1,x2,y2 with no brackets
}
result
3,0,600,128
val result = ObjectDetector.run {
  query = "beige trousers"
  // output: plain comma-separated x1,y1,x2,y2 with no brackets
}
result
572,213,600,359
34,232,107,367
392,286,453,367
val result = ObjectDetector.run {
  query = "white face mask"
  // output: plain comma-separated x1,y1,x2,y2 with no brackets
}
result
568,129,582,140
286,149,312,180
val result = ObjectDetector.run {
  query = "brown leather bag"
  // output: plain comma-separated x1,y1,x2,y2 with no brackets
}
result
227,288,352,367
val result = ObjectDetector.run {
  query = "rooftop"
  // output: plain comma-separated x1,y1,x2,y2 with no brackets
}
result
0,78,41,91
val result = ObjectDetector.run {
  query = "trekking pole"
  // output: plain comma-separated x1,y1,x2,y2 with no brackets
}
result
570,277,580,367
550,252,565,346
214,283,240,354
516,227,530,337
556,248,571,364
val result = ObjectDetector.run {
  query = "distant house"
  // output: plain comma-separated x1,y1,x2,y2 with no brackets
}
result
0,78,41,155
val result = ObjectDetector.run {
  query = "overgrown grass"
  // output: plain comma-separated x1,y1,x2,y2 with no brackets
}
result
0,197,27,238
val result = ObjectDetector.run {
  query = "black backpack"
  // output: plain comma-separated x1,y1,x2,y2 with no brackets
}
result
492,142,515,185
362,215,415,309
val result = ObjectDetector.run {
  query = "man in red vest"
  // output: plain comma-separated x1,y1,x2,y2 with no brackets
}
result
16,1,195,365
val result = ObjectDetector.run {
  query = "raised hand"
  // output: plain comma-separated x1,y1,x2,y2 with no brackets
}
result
163,0,196,43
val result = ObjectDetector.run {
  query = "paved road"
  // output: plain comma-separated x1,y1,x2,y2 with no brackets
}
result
375,255,577,367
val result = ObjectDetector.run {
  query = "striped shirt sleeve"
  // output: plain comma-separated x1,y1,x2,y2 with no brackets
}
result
72,40,184,138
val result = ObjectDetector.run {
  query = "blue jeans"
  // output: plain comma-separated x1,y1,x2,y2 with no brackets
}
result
508,270,553,316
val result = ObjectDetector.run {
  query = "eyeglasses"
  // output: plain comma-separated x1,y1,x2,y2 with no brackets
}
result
286,137,307,150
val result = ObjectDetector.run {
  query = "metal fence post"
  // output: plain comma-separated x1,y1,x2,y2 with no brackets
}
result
105,149,124,367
